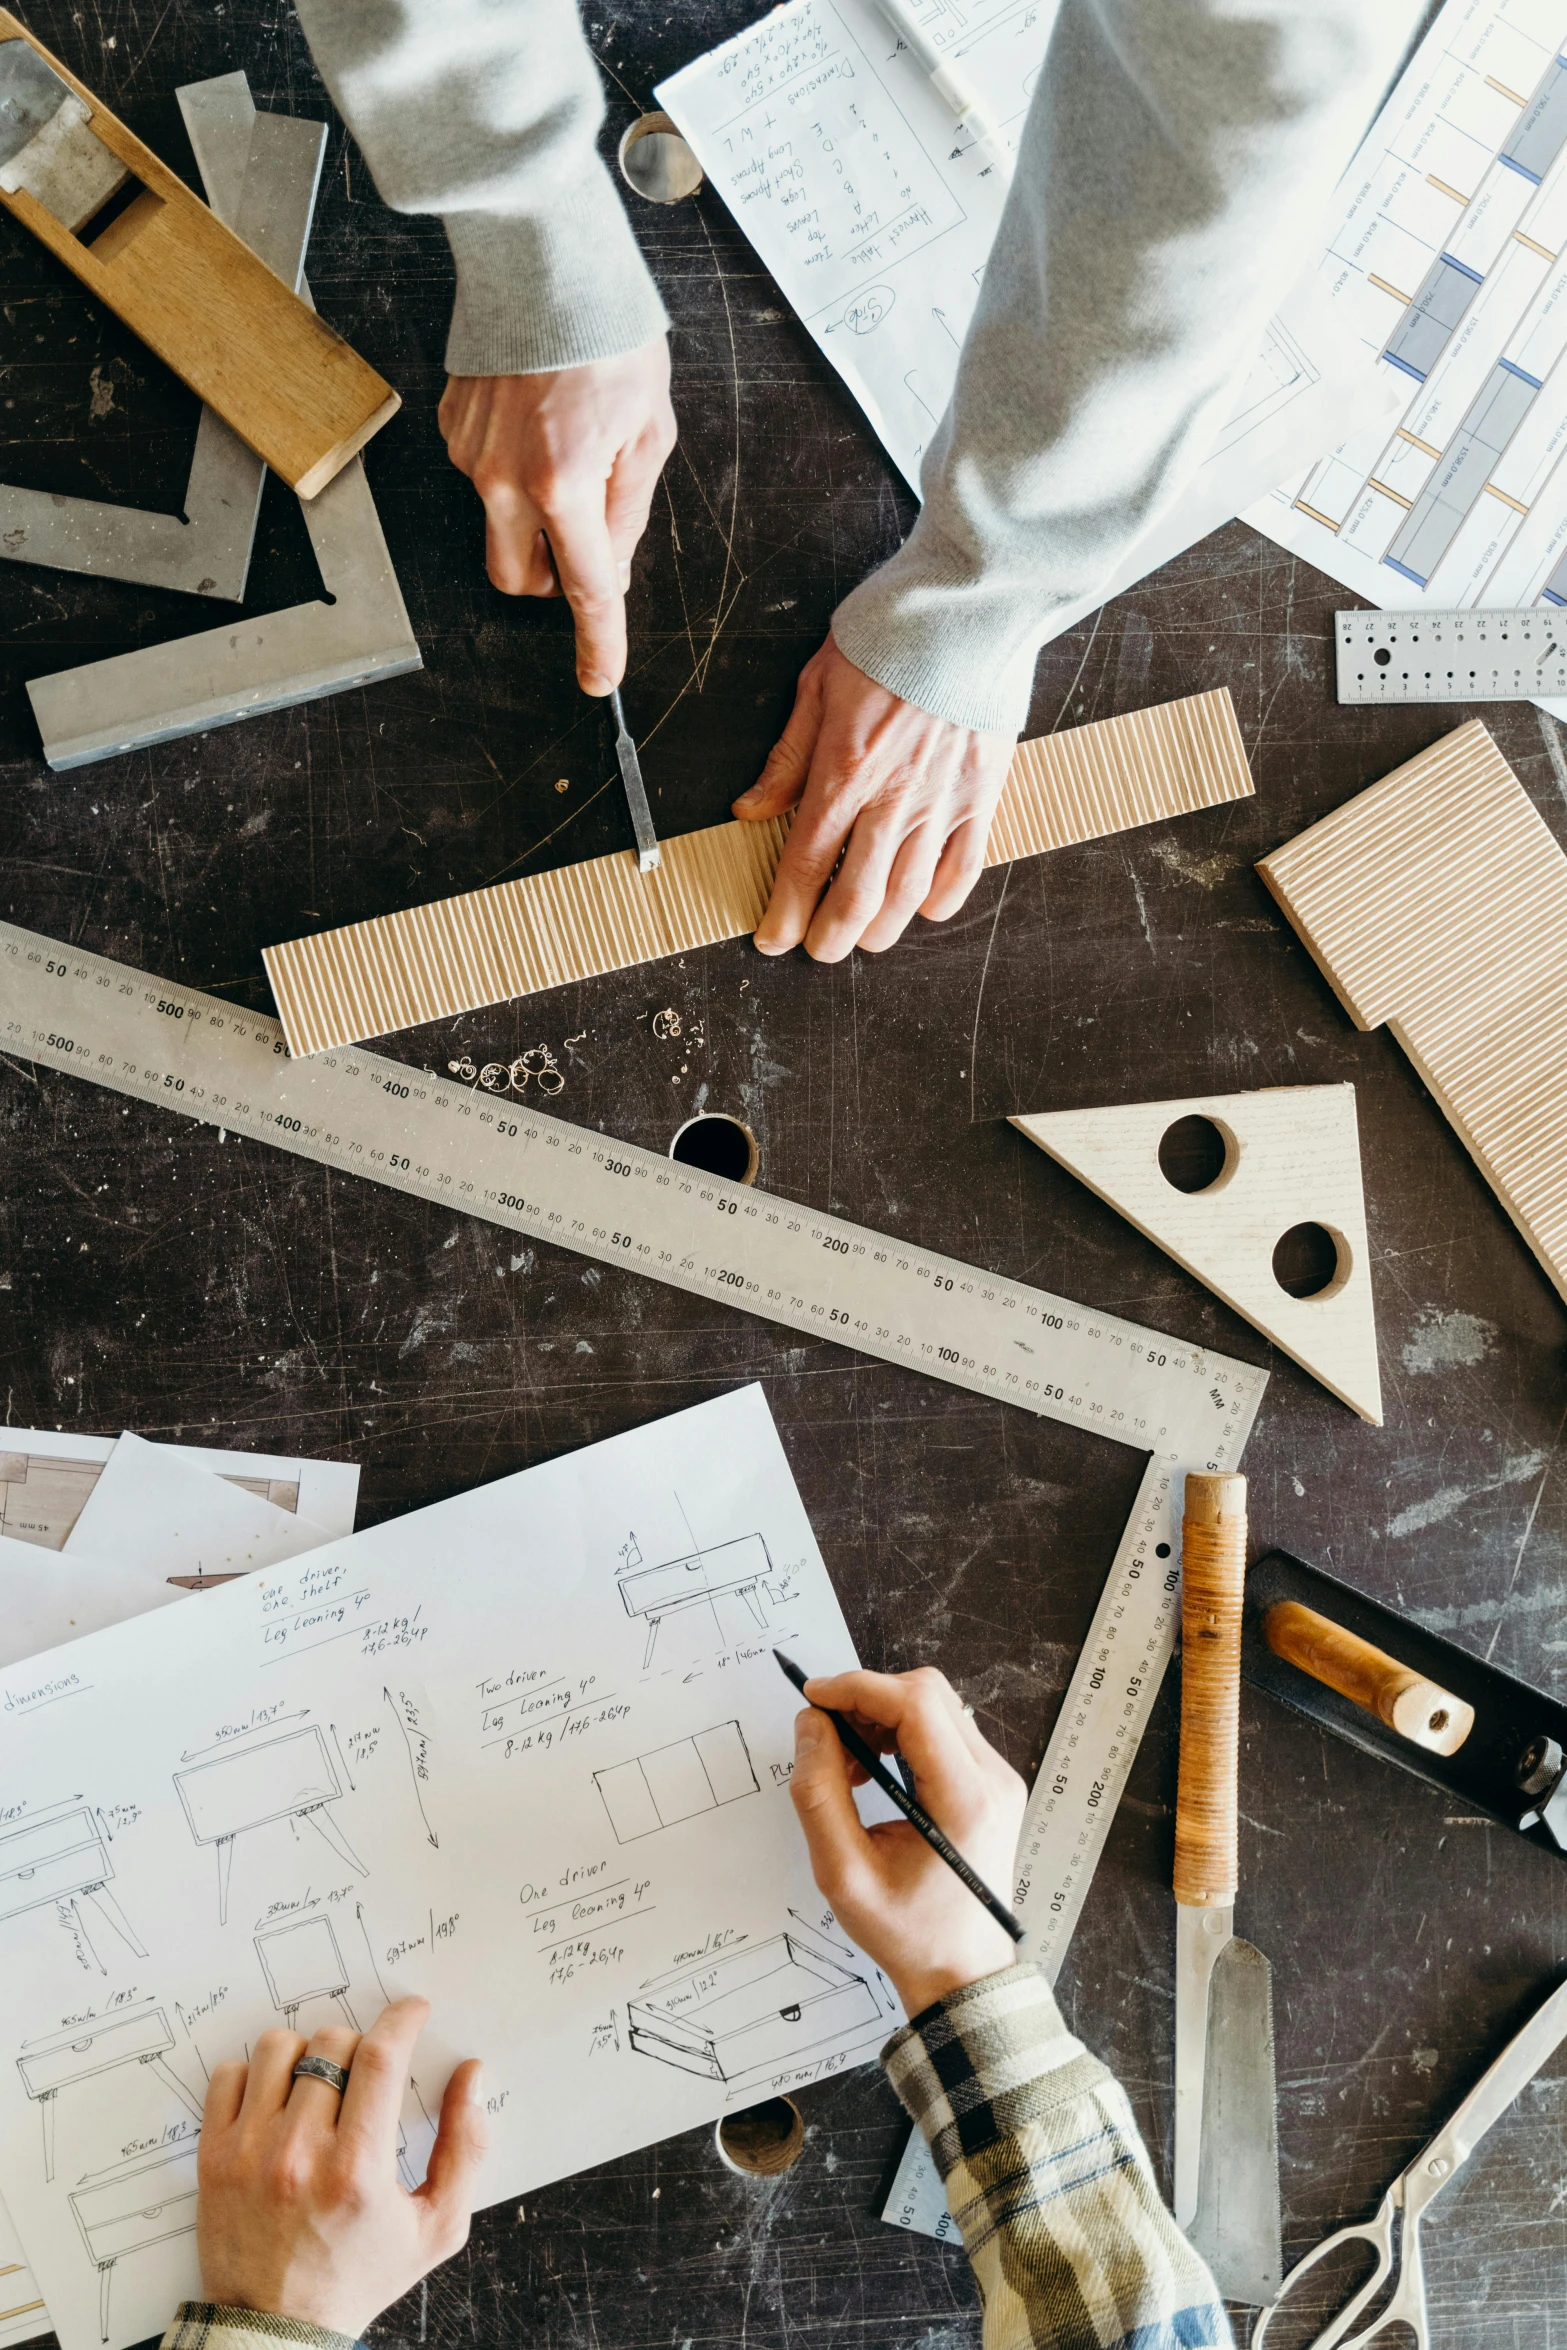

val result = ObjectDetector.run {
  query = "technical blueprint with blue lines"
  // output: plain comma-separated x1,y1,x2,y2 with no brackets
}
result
1247,0,1567,713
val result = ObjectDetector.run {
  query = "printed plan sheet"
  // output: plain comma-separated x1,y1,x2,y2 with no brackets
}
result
1246,0,1567,714
657,0,1388,586
0,1390,895,2350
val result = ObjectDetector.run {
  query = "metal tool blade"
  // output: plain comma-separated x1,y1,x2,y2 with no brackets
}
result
1174,1900,1231,2227
610,687,660,870
1189,1934,1282,2307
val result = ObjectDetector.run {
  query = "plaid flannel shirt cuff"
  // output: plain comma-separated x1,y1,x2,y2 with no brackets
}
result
161,2305,361,2350
882,1962,1108,2179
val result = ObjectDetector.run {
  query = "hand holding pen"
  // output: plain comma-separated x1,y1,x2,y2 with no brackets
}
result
776,1655,1028,2020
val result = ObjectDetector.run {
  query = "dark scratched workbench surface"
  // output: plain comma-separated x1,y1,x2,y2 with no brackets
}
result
2,5,1565,2346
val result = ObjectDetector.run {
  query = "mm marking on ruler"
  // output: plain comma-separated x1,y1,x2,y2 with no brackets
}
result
0,919,1268,2240
1336,606,1567,704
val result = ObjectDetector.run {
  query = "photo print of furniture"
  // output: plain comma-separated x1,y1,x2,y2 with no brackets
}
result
0,1809,146,1973
16,2007,201,2181
69,2146,198,2342
593,1719,759,1843
173,1725,365,1923
255,1916,360,2028
627,1928,880,2085
617,1534,777,1667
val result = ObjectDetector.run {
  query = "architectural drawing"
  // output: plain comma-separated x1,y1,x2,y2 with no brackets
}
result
0,1811,146,1974
173,1725,366,1924
384,1687,438,1848
1247,0,1567,688
627,1930,879,2085
618,1534,776,1667
594,1721,759,1844
69,2148,198,2343
17,2008,201,2182
255,1919,360,2030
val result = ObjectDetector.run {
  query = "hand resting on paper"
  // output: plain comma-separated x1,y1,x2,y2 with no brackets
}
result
196,1995,486,2337
438,338,677,698
788,1665,1027,2019
733,639,1016,960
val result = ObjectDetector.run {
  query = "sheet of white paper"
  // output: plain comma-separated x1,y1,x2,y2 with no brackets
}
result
63,1434,332,1586
1243,0,1567,717
0,1536,188,1670
657,0,1390,590
0,1428,358,1552
0,1388,895,2350
0,2199,48,2349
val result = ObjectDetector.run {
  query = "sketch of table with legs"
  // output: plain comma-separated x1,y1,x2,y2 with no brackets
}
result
70,2147,199,2342
0,1810,147,1975
255,1916,360,2028
618,1535,774,1667
18,2007,202,2180
174,1726,366,1924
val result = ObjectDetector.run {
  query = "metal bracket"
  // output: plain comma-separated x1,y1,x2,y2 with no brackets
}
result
10,70,422,768
0,72,324,600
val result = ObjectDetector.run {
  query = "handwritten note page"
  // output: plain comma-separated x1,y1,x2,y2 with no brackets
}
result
0,1389,894,2350
0,1429,358,1554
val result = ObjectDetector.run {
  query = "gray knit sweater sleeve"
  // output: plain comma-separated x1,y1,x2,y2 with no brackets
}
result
832,0,1422,736
292,0,668,377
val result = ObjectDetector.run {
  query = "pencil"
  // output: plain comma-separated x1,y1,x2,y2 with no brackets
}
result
774,1649,1025,1943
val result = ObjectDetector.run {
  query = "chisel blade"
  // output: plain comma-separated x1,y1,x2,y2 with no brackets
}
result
609,686,659,871
1189,1933,1282,2308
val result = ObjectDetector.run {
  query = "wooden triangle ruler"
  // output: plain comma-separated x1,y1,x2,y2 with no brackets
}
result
1012,1084,1382,1422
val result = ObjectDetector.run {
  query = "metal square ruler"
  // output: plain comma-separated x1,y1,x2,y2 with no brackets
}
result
0,918,1269,2237
1335,607,1567,703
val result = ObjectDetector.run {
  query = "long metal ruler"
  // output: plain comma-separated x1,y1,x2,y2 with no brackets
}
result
1336,605,1567,703
0,918,1267,2237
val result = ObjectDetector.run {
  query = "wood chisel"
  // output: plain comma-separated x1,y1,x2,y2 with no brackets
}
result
1173,1471,1282,2307
610,686,659,870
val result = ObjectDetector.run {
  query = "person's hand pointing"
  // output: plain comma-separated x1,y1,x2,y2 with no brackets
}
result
439,337,677,697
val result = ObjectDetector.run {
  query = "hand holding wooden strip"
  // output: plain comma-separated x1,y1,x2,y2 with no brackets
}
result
1262,1600,1473,1756
1174,1472,1247,1909
264,688,1254,1055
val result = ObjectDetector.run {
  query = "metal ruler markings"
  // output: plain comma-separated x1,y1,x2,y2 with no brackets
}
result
1336,606,1567,703
0,920,1268,2237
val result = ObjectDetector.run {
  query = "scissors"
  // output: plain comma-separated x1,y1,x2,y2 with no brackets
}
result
1254,1972,1567,2350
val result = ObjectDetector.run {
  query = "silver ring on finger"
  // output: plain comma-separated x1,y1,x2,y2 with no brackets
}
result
293,2055,350,2095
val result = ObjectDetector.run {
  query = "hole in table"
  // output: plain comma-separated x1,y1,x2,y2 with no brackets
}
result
670,1112,758,1186
715,2096,805,2177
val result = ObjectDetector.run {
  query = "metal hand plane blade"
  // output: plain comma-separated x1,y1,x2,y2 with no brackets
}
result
1188,1929,1282,2309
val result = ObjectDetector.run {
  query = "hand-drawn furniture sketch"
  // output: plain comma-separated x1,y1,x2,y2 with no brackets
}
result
0,1809,146,1973
256,1917,360,2028
17,2006,202,2180
70,2146,199,2342
618,1534,774,1667
173,1725,366,1924
594,1720,759,1844
628,1931,878,2085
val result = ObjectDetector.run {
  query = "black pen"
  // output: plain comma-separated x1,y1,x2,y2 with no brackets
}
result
774,1649,1025,1943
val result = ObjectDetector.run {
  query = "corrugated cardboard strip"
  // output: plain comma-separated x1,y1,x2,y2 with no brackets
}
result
265,686,1252,1056
1259,717,1567,1305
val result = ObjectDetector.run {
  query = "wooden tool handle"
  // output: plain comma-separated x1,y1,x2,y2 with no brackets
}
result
1262,1600,1474,1756
1174,1472,1247,1908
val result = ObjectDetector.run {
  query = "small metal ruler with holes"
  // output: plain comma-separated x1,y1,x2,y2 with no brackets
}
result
0,918,1268,2238
1336,607,1567,703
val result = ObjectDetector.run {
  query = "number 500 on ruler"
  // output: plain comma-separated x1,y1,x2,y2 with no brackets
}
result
0,918,1269,2237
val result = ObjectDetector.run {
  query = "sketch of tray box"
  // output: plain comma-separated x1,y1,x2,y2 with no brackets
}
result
70,2146,199,2341
594,1720,759,1844
256,1916,360,2028
628,1931,878,2084
0,1808,146,1973
174,1725,366,1924
17,2006,202,2181
618,1534,773,1666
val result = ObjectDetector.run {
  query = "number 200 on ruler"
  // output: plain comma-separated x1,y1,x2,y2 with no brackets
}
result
0,919,1268,2236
